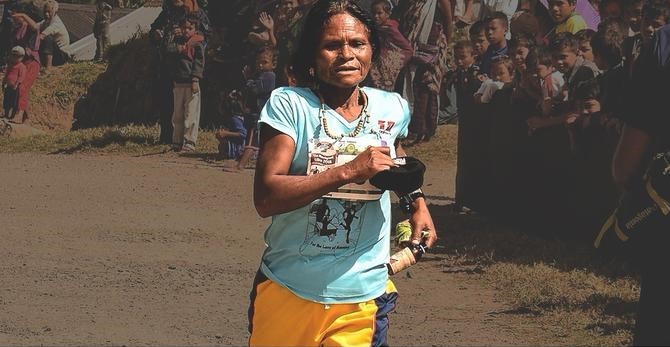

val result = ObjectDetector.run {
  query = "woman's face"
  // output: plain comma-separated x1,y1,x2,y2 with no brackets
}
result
314,13,373,89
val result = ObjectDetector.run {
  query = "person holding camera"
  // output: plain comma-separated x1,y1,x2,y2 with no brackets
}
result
150,0,210,144
248,1,436,345
612,22,670,346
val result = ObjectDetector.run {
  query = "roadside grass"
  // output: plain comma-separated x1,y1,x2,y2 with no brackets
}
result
439,211,638,346
0,124,219,156
403,125,458,163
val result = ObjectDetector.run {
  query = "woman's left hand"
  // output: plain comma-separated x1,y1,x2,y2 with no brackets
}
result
409,200,437,248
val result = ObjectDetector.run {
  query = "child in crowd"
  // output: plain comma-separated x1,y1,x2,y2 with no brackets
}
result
528,32,598,132
168,14,205,152
216,89,248,161
534,46,565,117
469,20,490,66
575,28,596,62
2,45,25,122
368,0,412,91
243,47,276,114
623,1,669,77
93,0,115,61
248,11,277,48
548,0,588,34
510,36,542,103
475,54,515,104
451,40,484,213
579,25,626,127
480,12,510,75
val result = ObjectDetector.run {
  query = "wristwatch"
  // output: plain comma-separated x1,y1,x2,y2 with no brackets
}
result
399,189,425,214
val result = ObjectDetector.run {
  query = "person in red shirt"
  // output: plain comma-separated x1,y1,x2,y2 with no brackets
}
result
3,45,26,123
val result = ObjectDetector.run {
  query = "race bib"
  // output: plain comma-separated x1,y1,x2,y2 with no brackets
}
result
307,135,388,201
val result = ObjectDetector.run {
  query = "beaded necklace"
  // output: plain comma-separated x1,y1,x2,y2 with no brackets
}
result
318,87,370,140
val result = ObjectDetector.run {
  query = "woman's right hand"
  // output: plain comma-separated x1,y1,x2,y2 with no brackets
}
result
343,146,395,184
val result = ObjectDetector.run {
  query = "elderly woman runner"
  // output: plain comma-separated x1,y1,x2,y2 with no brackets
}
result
248,0,437,345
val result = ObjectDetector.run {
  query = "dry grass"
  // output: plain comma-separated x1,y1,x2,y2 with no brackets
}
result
28,62,107,131
0,124,219,155
439,211,639,346
404,124,458,164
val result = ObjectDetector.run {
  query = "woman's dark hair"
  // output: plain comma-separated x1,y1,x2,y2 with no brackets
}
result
291,0,380,86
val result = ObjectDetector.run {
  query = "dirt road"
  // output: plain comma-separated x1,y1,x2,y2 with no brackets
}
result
0,153,530,346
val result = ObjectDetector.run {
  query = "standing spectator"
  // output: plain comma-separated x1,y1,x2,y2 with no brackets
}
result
10,10,40,124
469,20,490,65
575,28,596,61
0,0,20,64
3,46,25,122
150,0,211,144
612,23,670,347
549,0,589,34
93,0,113,62
479,12,509,76
368,0,413,91
167,14,205,152
395,0,453,144
451,40,486,213
623,0,643,36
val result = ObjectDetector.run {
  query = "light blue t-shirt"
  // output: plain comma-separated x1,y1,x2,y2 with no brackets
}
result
258,86,410,304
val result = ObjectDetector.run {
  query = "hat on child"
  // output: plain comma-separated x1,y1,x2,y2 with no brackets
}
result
11,46,25,56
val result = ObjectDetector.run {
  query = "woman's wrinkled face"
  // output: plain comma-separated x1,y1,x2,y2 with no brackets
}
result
314,13,373,88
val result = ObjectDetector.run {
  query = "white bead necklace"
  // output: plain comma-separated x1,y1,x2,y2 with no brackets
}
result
318,87,370,140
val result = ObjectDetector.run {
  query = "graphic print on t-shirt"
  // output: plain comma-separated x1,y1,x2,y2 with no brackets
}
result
307,135,386,201
300,199,364,257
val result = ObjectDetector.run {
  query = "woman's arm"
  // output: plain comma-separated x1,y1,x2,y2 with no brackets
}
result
438,0,454,39
12,13,40,32
394,142,437,248
612,125,652,191
253,126,395,218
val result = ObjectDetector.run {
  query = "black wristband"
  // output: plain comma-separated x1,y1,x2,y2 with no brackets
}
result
399,189,425,214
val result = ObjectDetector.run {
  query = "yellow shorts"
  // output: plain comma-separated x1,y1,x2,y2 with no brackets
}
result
248,272,398,347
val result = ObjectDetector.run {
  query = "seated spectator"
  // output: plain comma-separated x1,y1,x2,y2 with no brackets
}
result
3,46,26,122
216,90,248,161
12,0,70,71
